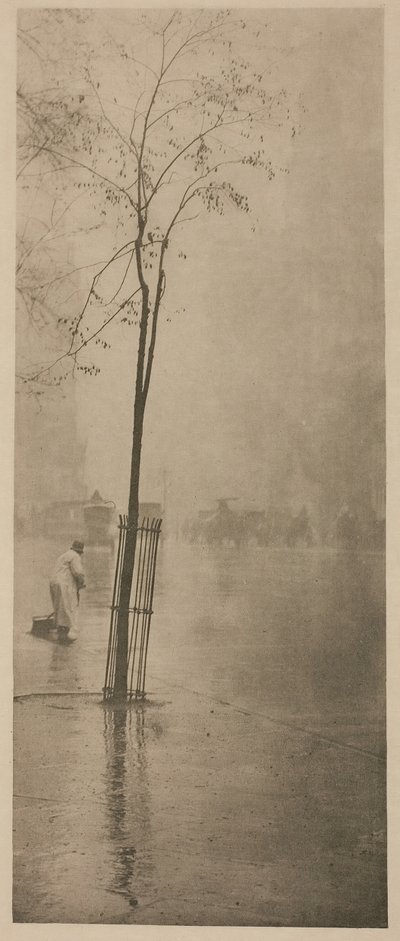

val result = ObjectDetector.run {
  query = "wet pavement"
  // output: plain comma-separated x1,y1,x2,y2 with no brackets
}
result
13,537,386,925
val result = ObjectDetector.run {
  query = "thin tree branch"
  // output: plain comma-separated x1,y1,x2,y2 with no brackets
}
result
86,70,137,164
19,240,138,381
40,145,136,207
146,96,194,132
145,103,228,209
169,212,200,229
122,52,159,82
107,249,135,304
17,140,49,179
69,241,137,351
23,287,141,383
37,248,135,291
129,90,145,143
72,287,141,357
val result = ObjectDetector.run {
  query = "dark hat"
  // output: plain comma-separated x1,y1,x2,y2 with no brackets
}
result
71,539,84,554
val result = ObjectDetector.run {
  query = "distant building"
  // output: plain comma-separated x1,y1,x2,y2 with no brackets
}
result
14,386,87,534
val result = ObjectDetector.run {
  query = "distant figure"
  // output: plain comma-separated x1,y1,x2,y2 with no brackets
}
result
204,498,244,548
287,505,314,547
50,540,86,641
335,505,359,549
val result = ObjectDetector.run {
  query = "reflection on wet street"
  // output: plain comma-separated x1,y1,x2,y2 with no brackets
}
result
103,706,153,911
13,538,386,925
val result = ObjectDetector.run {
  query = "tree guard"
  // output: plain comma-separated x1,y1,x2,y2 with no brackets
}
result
104,515,162,701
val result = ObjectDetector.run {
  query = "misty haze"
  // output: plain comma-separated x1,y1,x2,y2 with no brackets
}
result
14,8,385,927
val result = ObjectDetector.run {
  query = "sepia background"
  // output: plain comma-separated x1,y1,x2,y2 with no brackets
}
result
9,2,392,934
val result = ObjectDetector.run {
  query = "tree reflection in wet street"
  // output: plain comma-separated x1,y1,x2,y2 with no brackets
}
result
103,705,153,910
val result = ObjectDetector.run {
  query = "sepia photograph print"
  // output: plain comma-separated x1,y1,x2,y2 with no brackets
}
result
13,5,386,928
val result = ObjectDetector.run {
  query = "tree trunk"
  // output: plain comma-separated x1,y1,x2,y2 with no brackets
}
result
112,234,159,698
113,392,145,697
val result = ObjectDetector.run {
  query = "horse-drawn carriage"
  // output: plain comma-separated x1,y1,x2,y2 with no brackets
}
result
183,499,245,547
183,500,315,549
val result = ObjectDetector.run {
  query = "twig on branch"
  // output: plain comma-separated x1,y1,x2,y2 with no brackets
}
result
86,69,137,164
72,287,141,357
41,145,136,207
17,140,50,179
107,249,135,304
24,286,141,383
68,240,137,350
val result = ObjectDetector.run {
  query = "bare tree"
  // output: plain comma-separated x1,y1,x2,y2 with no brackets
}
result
17,9,300,695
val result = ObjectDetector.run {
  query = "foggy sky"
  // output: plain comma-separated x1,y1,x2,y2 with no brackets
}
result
17,9,384,521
